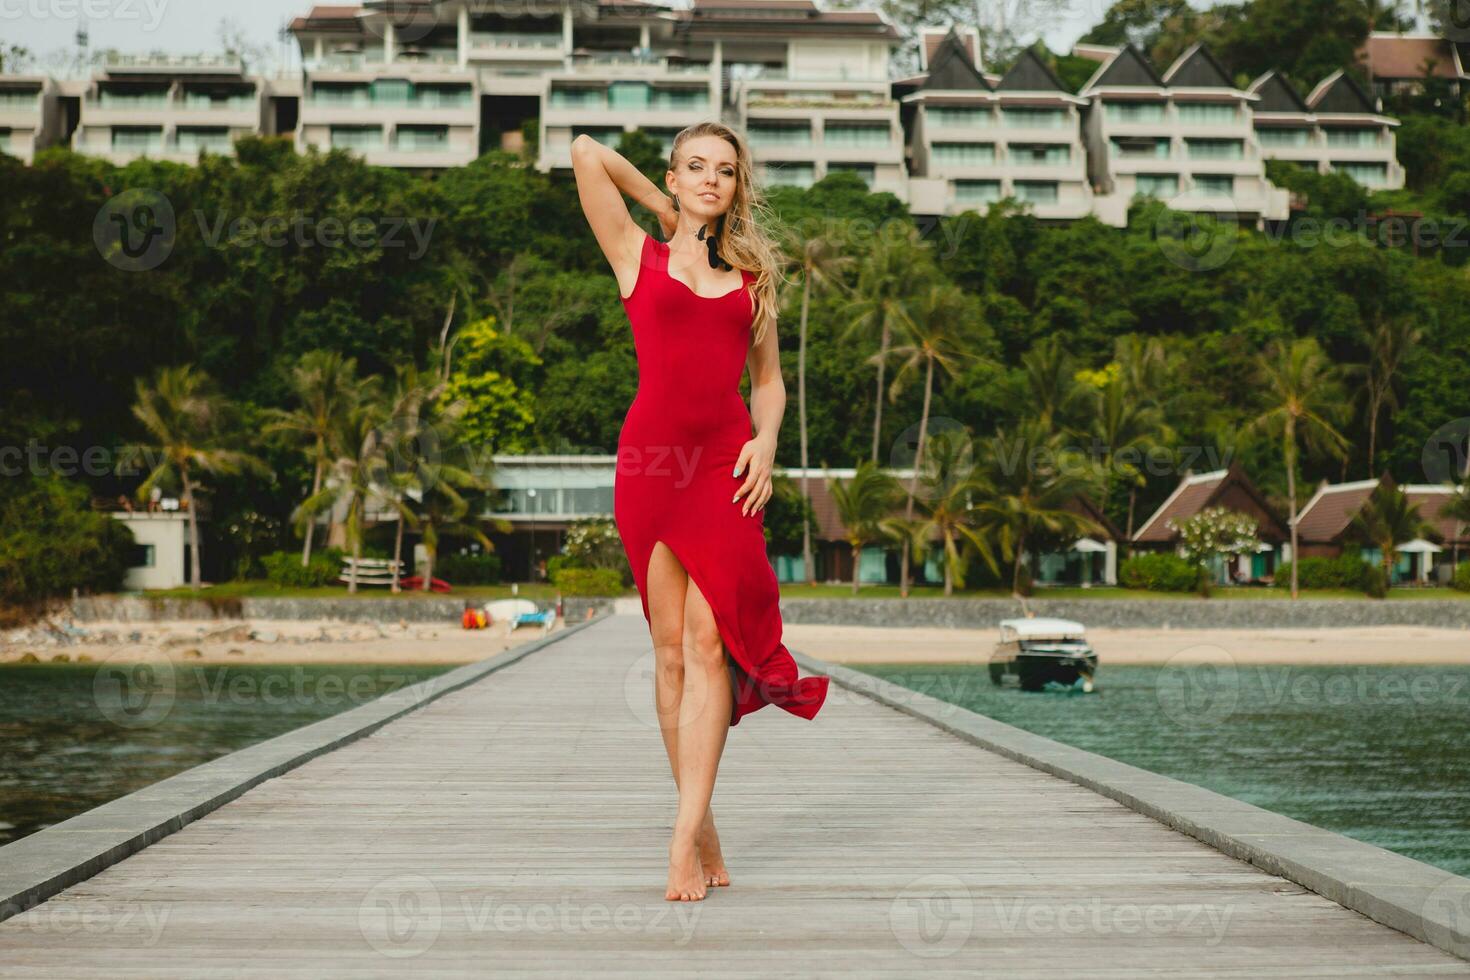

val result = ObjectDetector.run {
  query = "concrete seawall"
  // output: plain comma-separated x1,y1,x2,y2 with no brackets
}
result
62,593,1470,630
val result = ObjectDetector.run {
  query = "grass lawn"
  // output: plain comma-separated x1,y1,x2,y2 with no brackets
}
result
131,581,1469,601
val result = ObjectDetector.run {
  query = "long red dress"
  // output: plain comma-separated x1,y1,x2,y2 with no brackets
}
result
614,230,830,727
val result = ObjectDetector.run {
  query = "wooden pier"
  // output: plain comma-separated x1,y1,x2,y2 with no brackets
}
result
2,613,1467,976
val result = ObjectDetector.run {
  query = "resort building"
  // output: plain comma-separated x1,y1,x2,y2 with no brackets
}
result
1131,465,1290,584
1079,42,1291,226
1248,68,1405,190
1356,31,1469,103
71,55,270,166
1295,476,1466,584
899,27,1094,219
0,74,60,164
0,2,1417,216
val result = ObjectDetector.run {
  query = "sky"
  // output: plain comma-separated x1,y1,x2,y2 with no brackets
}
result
1,0,1132,70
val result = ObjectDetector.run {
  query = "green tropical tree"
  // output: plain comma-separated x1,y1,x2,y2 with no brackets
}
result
908,440,1000,596
839,226,930,463
120,365,271,591
262,350,377,567
1357,313,1421,478
827,461,903,595
1246,337,1351,599
1350,481,1438,588
883,281,975,597
295,397,388,595
778,222,854,585
973,421,1104,596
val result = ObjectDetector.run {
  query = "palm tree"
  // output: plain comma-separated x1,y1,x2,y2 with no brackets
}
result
376,364,435,592
121,365,272,591
262,350,376,567
827,461,903,595
1351,480,1438,588
778,223,854,586
1018,336,1092,434
1091,376,1168,552
1246,338,1350,599
973,421,1104,596
905,439,1000,596
1111,335,1177,544
882,281,975,596
296,397,389,594
1357,313,1421,478
839,226,930,463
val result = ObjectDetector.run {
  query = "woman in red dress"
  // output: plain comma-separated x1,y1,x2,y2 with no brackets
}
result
572,123,830,902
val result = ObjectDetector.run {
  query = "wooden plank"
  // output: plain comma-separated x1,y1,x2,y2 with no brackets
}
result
1,615,1467,976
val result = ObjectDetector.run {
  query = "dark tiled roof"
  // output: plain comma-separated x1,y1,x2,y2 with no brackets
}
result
1358,34,1465,80
996,47,1069,93
1401,487,1470,545
1249,70,1310,113
923,28,977,69
1090,43,1166,89
1133,471,1226,543
289,5,364,32
678,3,897,39
923,27,991,91
1164,42,1235,88
1133,465,1288,544
1295,480,1378,543
1308,69,1378,113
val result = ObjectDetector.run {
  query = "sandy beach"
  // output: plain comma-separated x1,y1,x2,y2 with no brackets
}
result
785,623,1470,666
0,616,564,666
3,615,1467,668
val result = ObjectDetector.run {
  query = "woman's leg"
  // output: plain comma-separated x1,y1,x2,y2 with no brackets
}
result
666,573,733,901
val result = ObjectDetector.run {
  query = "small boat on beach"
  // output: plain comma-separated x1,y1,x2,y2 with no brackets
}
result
989,618,1098,693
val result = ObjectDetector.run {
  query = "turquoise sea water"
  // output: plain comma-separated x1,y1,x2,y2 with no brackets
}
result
0,663,451,846
855,662,1470,877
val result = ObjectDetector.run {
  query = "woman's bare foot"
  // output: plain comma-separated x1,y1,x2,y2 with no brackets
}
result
697,810,730,887
666,836,707,901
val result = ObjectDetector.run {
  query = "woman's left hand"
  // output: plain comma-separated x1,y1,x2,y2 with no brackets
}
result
732,434,777,517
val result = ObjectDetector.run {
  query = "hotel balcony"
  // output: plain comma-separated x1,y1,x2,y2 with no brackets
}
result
0,78,55,163
907,174,1093,220
299,119,479,169
538,65,714,170
71,124,258,165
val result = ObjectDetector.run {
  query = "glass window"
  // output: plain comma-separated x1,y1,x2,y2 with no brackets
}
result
747,121,811,145
953,179,1001,203
1014,180,1059,204
608,81,650,110
417,84,472,108
932,142,995,165
1175,101,1237,124
1331,161,1389,186
551,86,604,109
827,162,873,185
1257,127,1311,147
181,88,254,111
763,161,815,187
824,122,889,146
313,83,370,106
371,79,413,105
1008,143,1070,165
0,89,38,109
176,127,232,153
1185,138,1243,159
1105,101,1166,122
1324,127,1381,148
1002,107,1065,128
330,125,383,150
1134,173,1179,198
111,127,163,151
99,87,169,108
649,87,706,111
1194,174,1234,197
1110,136,1171,159
395,125,449,151
928,106,991,128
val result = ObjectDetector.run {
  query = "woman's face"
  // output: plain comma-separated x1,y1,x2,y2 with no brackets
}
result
667,134,739,219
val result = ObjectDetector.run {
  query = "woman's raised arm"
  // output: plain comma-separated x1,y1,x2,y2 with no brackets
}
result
571,134,676,296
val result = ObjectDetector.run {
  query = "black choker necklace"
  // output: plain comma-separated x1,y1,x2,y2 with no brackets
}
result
696,222,733,271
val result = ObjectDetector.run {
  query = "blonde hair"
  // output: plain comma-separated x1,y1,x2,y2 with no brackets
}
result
668,121,785,347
